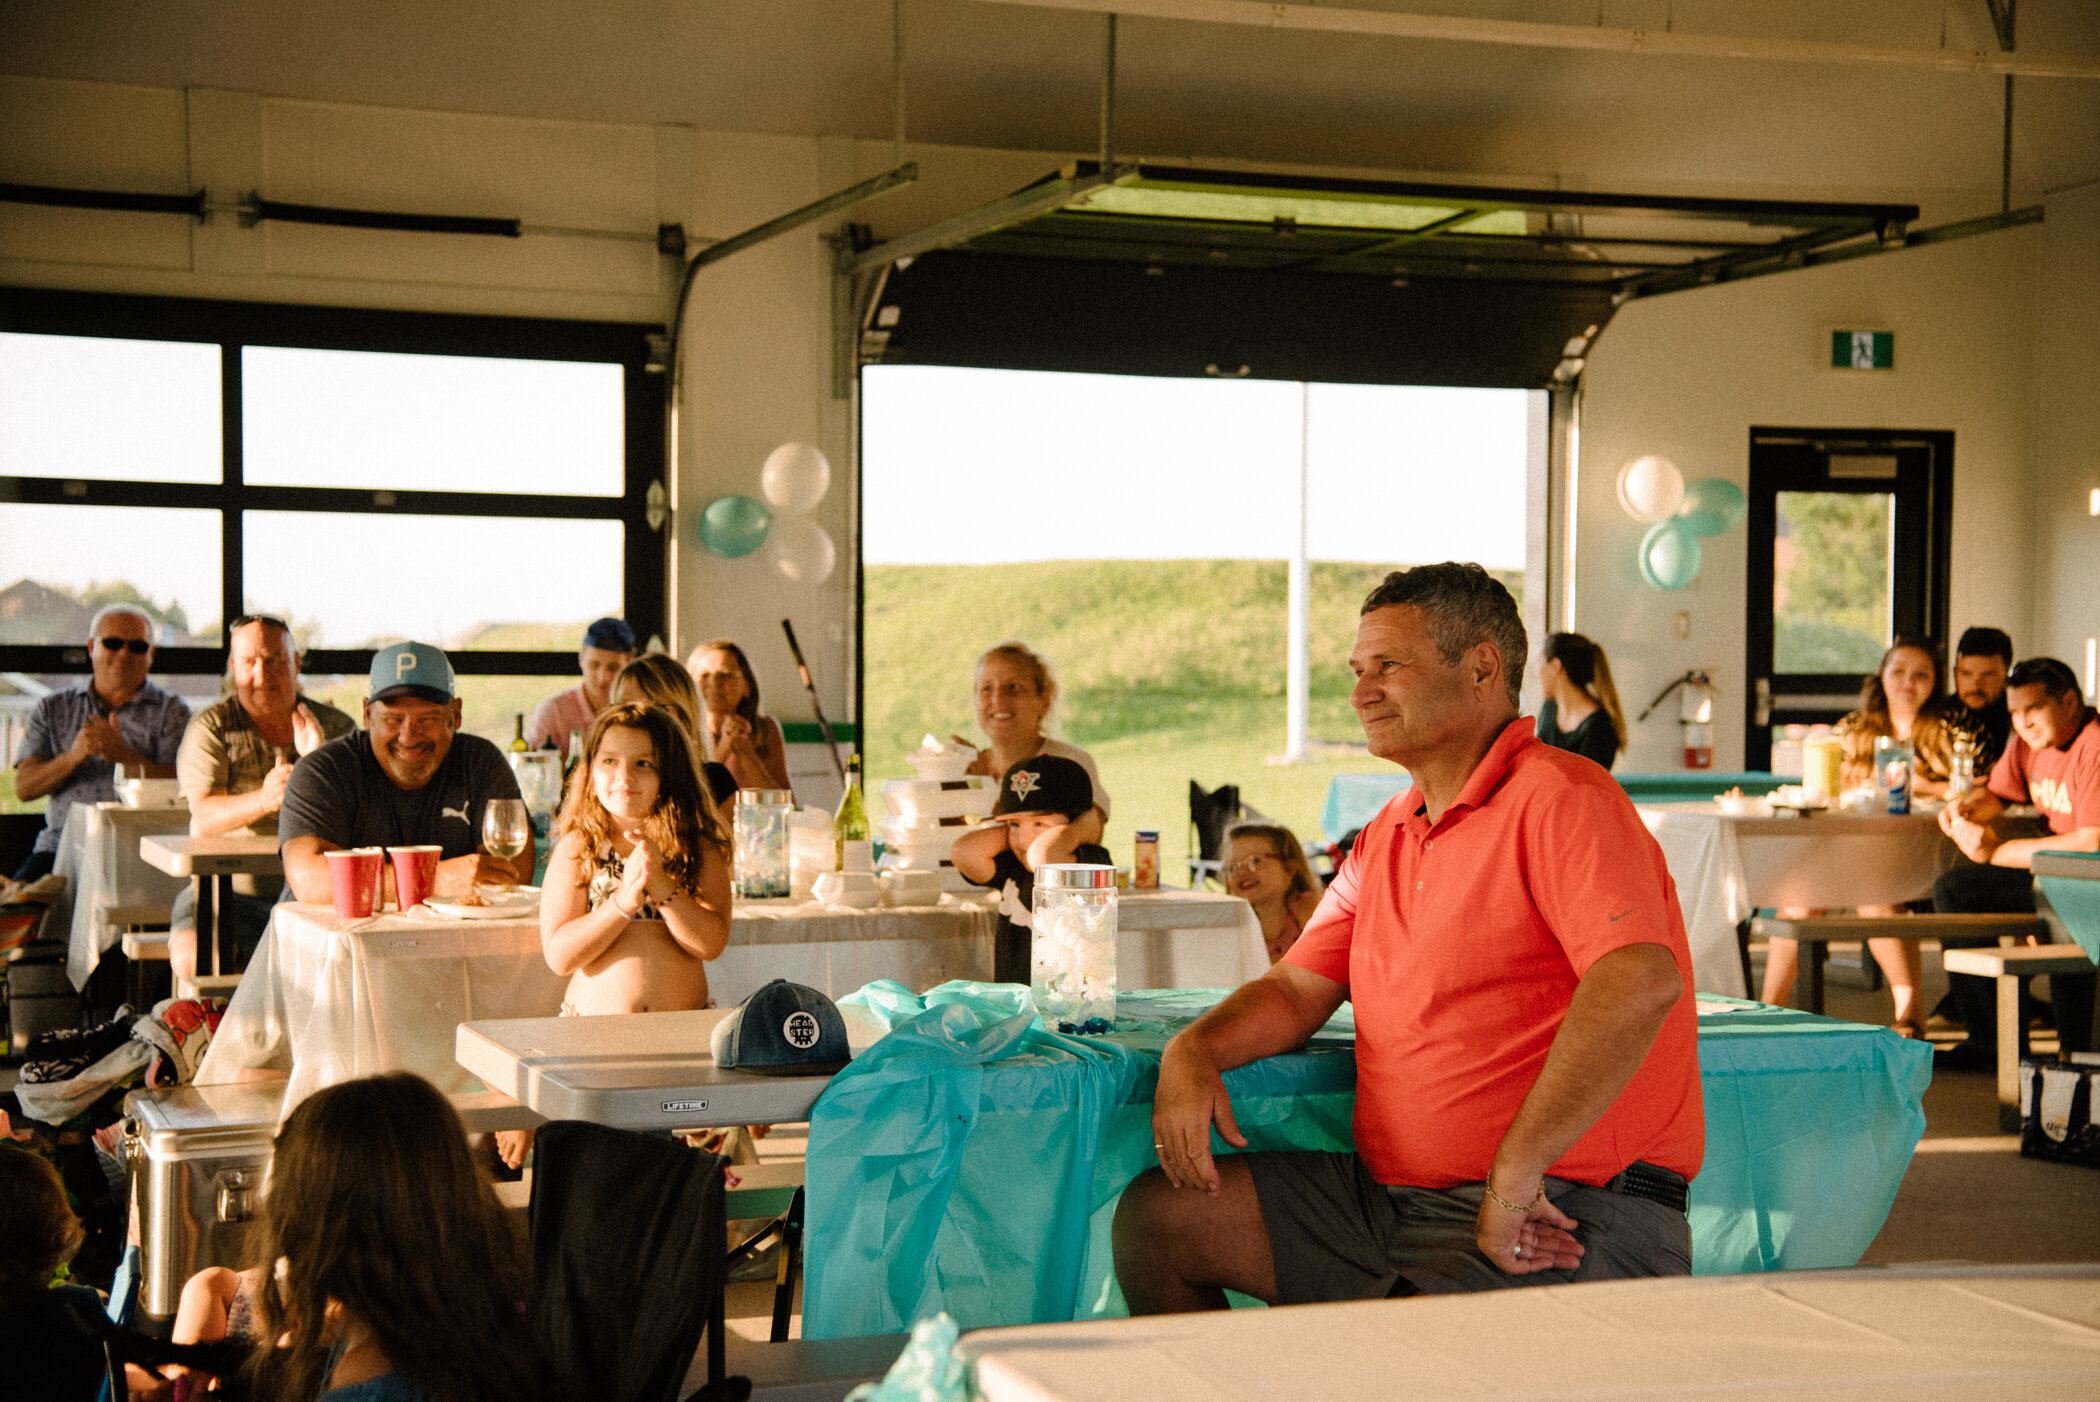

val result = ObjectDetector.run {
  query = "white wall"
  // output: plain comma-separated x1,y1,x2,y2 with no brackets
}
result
2029,184,2100,692
1577,226,2041,771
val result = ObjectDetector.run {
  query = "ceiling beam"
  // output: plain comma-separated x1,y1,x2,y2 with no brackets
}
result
979,0,2100,79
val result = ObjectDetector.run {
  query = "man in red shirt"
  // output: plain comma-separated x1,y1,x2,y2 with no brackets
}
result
1114,563,1702,1311
1936,657,2100,1066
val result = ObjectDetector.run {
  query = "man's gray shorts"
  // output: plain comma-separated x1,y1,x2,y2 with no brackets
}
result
1246,1150,1692,1303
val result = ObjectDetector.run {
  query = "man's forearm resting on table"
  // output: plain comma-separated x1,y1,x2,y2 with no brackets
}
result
1177,962,1344,1073
1990,825,2100,869
280,837,336,903
189,789,277,838
1490,942,1683,1192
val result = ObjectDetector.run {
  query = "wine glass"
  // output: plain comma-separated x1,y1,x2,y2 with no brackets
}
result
482,799,532,893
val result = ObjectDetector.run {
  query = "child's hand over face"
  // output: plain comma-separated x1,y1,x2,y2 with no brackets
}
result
1016,816,1073,869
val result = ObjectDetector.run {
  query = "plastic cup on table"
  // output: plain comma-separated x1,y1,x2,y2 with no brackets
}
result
324,847,384,919
389,845,444,912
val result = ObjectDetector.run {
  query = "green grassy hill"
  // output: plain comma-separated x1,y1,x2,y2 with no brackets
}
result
864,560,1519,877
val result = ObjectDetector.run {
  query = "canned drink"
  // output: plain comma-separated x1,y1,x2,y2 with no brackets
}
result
1132,830,1159,891
1876,736,1912,816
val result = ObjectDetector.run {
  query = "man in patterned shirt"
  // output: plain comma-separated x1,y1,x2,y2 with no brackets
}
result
171,615,356,977
12,605,190,880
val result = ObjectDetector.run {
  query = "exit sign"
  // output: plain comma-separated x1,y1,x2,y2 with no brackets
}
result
1832,330,1894,369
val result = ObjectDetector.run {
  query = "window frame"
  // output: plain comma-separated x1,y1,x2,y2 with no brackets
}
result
0,286,665,681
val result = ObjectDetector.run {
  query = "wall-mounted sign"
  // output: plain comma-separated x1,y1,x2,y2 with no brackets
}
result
1831,330,1894,370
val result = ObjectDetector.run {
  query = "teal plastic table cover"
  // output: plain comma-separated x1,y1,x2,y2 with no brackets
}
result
2037,850,2100,964
802,984,1929,1340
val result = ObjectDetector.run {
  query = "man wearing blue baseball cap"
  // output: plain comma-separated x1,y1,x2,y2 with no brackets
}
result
279,641,532,905
525,617,636,760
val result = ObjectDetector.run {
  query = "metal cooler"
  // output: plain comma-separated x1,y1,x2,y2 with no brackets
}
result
127,1082,285,1319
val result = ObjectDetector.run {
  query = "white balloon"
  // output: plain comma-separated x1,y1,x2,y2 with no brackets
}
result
770,517,837,586
1616,454,1686,524
760,443,832,515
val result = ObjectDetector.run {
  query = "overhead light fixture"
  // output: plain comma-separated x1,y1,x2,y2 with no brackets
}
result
1074,176,1527,235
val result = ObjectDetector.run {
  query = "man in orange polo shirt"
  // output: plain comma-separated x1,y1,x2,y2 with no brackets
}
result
1114,562,1703,1309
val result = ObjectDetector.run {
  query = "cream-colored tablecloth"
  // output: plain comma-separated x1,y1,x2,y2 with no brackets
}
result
55,802,191,990
195,903,567,1111
1638,803,1961,998
966,1266,2100,1402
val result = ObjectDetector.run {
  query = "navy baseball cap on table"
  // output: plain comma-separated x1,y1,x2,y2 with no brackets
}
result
992,754,1095,822
583,617,637,652
368,641,456,705
711,979,851,1075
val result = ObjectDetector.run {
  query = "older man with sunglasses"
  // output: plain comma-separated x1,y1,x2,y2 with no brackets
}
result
11,604,192,880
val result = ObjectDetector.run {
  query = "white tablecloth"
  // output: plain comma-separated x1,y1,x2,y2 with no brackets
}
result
195,903,568,1111
1638,803,1961,998
54,802,191,990
199,891,1267,1109
966,1266,2100,1402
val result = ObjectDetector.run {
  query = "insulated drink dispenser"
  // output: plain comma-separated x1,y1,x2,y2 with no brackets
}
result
1032,863,1118,1033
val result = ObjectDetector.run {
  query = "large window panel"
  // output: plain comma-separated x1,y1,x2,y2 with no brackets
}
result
243,511,623,650
243,346,624,497
0,332,221,483
0,504,222,644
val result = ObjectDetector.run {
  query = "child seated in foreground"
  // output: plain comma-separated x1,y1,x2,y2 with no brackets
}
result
539,702,733,1016
952,754,1112,984
0,1141,108,1401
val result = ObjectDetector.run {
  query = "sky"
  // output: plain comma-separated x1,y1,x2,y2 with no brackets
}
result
861,366,1533,567
2,335,1532,644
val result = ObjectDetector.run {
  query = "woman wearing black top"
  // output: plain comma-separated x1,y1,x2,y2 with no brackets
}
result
1536,632,1626,770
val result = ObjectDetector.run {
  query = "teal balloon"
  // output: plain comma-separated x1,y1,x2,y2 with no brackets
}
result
1679,477,1747,536
1639,518,1702,590
699,495,771,558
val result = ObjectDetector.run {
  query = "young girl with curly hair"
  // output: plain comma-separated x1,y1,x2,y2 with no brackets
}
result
539,701,732,1017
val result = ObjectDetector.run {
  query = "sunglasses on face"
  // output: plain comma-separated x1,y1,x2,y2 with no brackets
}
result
95,637,151,655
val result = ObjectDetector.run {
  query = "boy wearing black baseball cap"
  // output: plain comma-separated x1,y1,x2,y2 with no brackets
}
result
952,754,1112,983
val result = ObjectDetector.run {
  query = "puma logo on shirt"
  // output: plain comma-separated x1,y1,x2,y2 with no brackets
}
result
442,804,472,825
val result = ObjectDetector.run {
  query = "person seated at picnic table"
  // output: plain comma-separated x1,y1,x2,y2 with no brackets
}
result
1947,625,2015,773
1760,636,1956,1033
1221,819,1324,963
156,1073,550,1402
525,617,635,761
952,754,1113,984
687,638,795,794
1534,632,1625,770
1114,563,1700,1312
10,604,191,881
610,652,738,807
279,643,532,906
170,614,357,979
957,641,1109,843
1934,656,2100,1069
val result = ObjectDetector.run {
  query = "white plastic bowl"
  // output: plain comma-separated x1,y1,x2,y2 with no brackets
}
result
880,777,996,822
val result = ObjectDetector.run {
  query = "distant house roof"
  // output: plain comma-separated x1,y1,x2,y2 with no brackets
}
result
0,579,92,646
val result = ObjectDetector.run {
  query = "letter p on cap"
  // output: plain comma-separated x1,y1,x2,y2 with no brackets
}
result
398,651,417,680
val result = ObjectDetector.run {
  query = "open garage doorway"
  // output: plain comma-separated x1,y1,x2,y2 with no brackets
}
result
859,365,1544,881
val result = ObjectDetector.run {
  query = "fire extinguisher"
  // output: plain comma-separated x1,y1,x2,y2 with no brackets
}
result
1638,670,1716,770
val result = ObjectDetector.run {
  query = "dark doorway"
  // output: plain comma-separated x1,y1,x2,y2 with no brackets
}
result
1744,428,1953,770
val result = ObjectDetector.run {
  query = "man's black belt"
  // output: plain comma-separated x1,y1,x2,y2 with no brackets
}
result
1607,1160,1688,1214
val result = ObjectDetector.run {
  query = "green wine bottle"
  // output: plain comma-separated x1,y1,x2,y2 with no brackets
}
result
833,753,869,867
510,712,529,754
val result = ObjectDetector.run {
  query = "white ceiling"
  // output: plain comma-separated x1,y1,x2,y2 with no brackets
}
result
3,0,2097,207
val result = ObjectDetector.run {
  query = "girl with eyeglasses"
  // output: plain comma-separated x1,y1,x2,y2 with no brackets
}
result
1221,820,1323,963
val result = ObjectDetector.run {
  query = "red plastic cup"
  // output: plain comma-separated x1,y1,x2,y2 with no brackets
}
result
324,847,383,919
389,845,443,912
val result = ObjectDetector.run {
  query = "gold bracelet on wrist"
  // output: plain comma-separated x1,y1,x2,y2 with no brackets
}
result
1484,1174,1545,1214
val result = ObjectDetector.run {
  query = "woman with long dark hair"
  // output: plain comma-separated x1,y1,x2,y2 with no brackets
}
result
242,1073,548,1402
687,639,794,794
1536,632,1626,770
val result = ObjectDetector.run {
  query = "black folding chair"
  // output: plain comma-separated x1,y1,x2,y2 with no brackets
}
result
1188,781,1243,889
530,1120,747,1402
